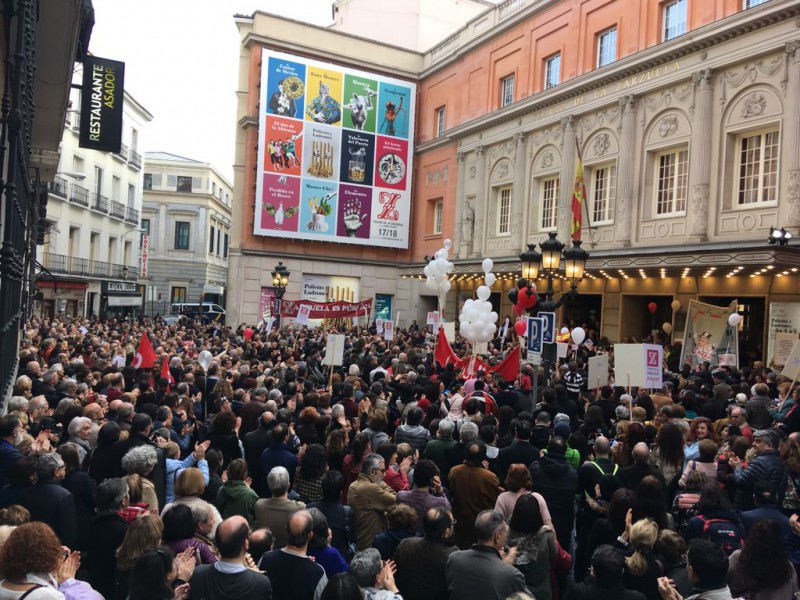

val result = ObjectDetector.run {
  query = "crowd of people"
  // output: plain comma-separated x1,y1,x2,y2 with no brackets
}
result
0,313,798,600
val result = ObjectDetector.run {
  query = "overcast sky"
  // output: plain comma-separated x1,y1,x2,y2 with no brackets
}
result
90,0,335,181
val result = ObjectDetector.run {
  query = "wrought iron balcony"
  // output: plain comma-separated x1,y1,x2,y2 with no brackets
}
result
69,183,89,207
125,206,139,224
129,150,142,169
49,176,68,199
92,192,109,214
111,201,126,220
114,142,129,162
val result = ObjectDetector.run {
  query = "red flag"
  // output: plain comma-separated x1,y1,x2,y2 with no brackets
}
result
160,357,174,392
492,345,520,382
434,328,458,368
133,333,157,369
570,146,587,241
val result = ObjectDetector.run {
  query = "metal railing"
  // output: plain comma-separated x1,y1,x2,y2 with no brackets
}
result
69,256,89,276
114,142,129,161
43,252,67,274
49,176,68,198
70,183,90,207
92,192,109,214
90,260,109,277
125,206,139,224
111,201,126,219
129,150,142,169
44,253,139,280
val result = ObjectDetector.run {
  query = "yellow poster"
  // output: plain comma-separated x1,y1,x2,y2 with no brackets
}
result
305,67,343,126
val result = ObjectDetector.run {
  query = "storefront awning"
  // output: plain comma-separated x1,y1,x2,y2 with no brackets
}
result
36,280,88,290
107,296,142,307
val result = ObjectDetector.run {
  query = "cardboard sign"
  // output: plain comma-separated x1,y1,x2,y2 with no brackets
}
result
376,318,384,333
443,321,456,341
526,350,542,365
296,304,312,326
781,340,800,381
644,344,664,389
383,320,394,341
556,342,568,359
426,311,440,326
527,317,544,354
588,354,609,390
614,343,663,389
539,312,556,344
323,334,346,366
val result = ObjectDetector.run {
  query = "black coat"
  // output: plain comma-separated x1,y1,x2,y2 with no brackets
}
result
530,454,578,549
62,470,96,549
243,423,274,491
84,513,129,600
111,432,167,508
16,479,78,548
566,578,647,600
496,440,540,484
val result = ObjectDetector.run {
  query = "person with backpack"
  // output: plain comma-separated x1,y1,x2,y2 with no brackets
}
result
671,470,706,535
684,484,744,557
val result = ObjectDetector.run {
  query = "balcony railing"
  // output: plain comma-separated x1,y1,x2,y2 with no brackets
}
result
111,201,126,220
114,142,129,162
129,150,141,169
92,192,109,214
43,252,139,280
49,176,68,199
69,183,89,207
125,206,139,224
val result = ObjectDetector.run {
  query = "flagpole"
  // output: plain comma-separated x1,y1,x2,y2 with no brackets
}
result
574,134,597,247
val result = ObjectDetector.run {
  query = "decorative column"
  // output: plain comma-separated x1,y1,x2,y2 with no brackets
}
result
454,151,468,259
784,41,800,228
557,116,576,242
472,145,487,257
614,94,637,246
688,68,714,241
513,132,527,251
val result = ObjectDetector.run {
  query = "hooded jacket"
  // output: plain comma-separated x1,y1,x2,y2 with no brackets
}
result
216,479,259,526
530,453,578,549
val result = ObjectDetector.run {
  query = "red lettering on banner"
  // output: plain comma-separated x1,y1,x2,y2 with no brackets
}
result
378,192,401,221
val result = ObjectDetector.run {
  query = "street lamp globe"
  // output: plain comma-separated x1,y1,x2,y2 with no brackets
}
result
563,239,589,289
540,231,564,275
519,244,541,284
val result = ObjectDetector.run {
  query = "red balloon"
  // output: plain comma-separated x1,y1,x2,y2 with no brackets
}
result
519,287,537,310
243,328,254,341
514,320,527,336
513,304,525,316
648,302,657,314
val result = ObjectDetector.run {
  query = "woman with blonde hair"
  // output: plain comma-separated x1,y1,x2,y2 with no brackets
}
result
161,467,222,537
114,515,163,600
619,512,662,599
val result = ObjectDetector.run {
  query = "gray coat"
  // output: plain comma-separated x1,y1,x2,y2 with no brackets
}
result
446,545,528,600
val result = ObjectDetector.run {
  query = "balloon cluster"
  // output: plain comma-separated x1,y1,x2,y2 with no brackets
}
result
459,258,499,344
507,278,538,317
424,239,454,309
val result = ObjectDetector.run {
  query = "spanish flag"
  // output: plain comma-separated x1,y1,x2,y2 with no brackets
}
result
570,147,586,241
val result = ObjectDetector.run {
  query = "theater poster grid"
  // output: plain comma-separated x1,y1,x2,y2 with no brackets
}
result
255,49,415,249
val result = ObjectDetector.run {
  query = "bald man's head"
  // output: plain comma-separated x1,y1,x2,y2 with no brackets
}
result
286,510,313,549
108,399,123,412
632,442,650,464
215,516,249,559
593,436,611,456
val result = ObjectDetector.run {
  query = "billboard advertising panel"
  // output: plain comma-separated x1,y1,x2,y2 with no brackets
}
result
256,49,415,249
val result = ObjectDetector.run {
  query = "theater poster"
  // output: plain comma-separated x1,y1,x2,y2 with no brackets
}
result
255,48,415,249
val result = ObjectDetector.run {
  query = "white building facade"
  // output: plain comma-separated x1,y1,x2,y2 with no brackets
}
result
38,84,152,319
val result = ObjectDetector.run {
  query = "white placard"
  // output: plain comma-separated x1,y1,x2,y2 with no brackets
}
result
443,321,456,341
323,334,346,366
614,344,647,389
376,318,384,333
556,342,568,359
296,304,312,326
781,340,800,381
383,320,394,341
526,351,542,365
588,354,609,390
643,344,664,389
768,302,800,367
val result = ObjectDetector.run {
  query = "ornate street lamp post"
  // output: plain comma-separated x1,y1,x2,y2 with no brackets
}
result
271,262,290,327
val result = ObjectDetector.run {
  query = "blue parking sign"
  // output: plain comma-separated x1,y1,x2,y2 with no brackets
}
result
527,317,544,354
539,312,556,344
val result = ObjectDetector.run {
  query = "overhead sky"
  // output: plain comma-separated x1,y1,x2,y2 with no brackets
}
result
90,0,335,181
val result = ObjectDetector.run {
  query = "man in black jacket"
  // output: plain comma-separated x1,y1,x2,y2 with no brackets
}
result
84,478,130,600
16,453,77,548
244,410,275,493
568,545,646,600
395,506,458,600
110,412,166,507
530,435,578,550
496,420,540,484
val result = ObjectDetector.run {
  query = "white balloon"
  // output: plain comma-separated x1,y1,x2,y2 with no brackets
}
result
482,258,494,274
484,273,496,287
423,265,431,278
198,350,214,372
560,327,569,335
728,313,742,327
444,239,452,250
425,278,439,292
464,299,474,311
670,300,681,312
489,312,498,323
434,250,444,260
435,257,448,274
662,322,673,334
477,286,491,301
446,261,454,273
439,279,451,293
571,327,586,345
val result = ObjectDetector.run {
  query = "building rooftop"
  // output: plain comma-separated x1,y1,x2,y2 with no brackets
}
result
144,151,203,163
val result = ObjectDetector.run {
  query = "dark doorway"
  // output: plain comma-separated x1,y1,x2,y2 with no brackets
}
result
698,296,765,366
562,293,603,333
619,295,674,343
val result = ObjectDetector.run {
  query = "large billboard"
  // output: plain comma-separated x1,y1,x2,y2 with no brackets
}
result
255,49,415,249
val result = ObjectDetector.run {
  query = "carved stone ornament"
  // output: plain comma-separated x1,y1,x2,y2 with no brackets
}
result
689,184,709,236
593,133,611,156
658,115,679,138
496,160,510,180
541,151,554,168
469,165,477,179
426,166,448,188
741,93,767,118
788,170,800,227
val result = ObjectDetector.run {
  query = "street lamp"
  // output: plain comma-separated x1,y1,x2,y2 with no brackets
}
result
518,232,589,314
271,261,290,326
